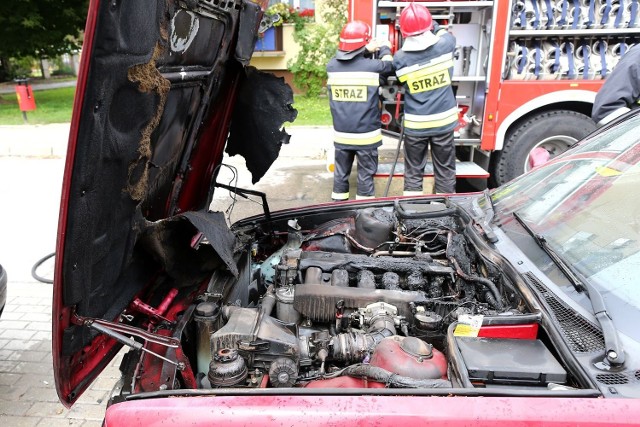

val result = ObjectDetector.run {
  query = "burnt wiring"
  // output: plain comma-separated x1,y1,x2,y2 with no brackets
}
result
212,163,268,225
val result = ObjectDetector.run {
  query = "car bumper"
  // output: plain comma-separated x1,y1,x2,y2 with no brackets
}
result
104,395,640,426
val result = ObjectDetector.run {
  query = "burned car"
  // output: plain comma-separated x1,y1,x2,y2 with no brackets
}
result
53,0,640,424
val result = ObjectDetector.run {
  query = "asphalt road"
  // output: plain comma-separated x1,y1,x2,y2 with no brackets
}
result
0,123,413,425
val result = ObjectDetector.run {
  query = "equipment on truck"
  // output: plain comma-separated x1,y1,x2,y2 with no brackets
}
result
350,0,639,186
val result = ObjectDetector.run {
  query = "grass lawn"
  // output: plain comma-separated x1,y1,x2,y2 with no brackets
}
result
290,95,332,126
0,86,75,125
0,86,331,126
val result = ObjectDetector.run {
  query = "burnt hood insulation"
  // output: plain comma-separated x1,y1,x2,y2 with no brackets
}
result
226,66,298,184
58,0,295,352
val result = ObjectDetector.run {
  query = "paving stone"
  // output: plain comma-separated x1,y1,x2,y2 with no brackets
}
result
26,321,53,332
0,329,37,340
0,415,41,427
80,420,105,427
37,418,85,427
22,313,52,323
13,305,51,314
35,339,53,352
13,361,55,375
0,383,30,401
0,311,25,320
9,297,43,306
0,349,14,359
90,376,119,392
6,350,49,363
0,399,35,416
16,373,56,390
0,360,18,372
25,401,68,418
2,304,17,313
66,403,107,421
3,339,42,351
0,373,21,386
76,389,109,405
21,387,61,403
0,320,31,329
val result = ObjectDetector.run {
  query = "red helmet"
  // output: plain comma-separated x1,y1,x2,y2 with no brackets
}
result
399,3,434,37
338,21,372,52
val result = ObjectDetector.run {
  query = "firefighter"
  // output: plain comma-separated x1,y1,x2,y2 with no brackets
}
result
592,45,640,127
327,20,395,201
393,3,457,195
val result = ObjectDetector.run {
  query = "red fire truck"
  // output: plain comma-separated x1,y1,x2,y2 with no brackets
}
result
350,0,639,186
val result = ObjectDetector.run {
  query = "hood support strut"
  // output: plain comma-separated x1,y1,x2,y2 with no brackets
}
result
73,314,185,370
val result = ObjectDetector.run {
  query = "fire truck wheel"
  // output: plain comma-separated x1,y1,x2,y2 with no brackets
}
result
491,110,595,187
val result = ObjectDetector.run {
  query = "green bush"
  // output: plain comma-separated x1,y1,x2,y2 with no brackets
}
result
9,56,38,79
287,0,346,98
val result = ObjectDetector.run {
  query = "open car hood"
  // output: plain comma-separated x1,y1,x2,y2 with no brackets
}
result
53,0,296,406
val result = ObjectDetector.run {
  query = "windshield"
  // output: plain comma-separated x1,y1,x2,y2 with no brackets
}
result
489,113,640,334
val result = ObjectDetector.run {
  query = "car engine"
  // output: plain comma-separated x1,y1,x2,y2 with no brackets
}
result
179,199,543,391
116,199,573,397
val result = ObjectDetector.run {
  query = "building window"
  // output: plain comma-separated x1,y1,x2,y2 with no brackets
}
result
268,0,315,11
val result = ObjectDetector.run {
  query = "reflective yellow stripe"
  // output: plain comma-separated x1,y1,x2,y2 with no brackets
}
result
396,53,452,78
356,194,375,200
398,59,454,83
404,111,458,130
334,134,383,145
328,77,379,86
331,192,349,200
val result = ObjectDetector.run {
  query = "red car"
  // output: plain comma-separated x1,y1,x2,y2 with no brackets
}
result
53,0,640,425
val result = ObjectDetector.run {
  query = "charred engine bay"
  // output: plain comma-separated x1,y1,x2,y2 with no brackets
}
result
118,199,581,396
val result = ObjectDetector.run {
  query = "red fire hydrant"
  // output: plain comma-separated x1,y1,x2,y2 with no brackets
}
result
14,78,36,123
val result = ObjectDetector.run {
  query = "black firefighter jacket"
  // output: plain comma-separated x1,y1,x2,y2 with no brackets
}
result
327,46,395,150
393,27,457,137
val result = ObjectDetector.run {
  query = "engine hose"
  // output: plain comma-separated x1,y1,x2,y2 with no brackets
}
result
343,364,452,388
330,316,396,362
31,252,55,284
446,232,503,309
383,121,405,197
450,256,503,310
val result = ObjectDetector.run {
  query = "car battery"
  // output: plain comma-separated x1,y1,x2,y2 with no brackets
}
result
455,337,567,386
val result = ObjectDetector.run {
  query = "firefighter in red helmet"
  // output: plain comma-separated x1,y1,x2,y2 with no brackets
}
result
394,3,458,195
327,21,395,201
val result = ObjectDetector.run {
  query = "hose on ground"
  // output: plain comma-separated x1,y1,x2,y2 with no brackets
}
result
31,252,55,284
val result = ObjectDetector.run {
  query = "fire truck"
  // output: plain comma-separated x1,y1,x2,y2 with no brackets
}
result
349,0,639,186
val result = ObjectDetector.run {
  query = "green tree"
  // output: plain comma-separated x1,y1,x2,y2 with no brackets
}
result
0,0,88,80
288,0,347,97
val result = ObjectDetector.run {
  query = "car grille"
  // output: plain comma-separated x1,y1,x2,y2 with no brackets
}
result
524,272,605,353
595,371,640,385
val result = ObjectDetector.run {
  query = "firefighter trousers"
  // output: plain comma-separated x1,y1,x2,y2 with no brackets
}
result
332,147,378,200
403,132,456,194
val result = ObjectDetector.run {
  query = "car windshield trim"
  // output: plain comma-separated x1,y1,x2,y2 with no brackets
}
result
513,211,625,367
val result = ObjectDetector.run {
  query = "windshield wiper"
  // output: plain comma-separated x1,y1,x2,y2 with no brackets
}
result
513,212,625,367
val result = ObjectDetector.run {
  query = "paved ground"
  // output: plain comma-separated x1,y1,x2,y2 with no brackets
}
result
0,123,418,425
